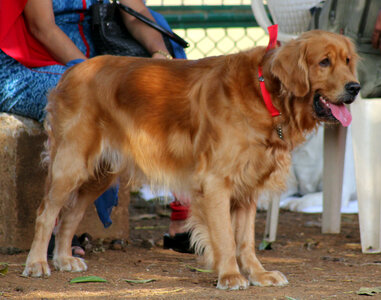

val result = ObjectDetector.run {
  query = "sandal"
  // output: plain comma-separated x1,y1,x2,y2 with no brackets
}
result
47,234,85,259
163,232,194,254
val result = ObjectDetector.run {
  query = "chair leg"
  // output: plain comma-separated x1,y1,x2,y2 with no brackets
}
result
263,195,280,242
351,98,381,253
322,124,347,234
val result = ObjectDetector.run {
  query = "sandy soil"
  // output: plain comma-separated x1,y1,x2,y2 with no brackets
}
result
1,199,381,299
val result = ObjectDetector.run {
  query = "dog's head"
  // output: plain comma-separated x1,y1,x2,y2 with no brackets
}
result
270,30,360,127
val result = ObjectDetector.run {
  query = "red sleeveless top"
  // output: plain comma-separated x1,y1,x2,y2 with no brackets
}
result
0,0,59,67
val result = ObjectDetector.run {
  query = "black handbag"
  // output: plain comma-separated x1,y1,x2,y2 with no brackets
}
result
90,0,189,57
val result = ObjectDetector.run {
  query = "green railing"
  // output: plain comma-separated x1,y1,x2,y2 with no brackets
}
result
152,5,258,28
148,1,269,59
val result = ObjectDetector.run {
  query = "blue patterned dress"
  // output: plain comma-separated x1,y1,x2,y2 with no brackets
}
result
0,0,185,122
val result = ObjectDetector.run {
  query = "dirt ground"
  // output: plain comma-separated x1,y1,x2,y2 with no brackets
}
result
1,197,381,299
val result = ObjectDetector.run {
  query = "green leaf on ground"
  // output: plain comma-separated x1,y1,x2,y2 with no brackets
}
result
134,225,167,230
70,276,107,283
0,263,8,275
285,297,299,300
124,278,156,284
185,264,213,273
357,287,381,296
259,240,272,250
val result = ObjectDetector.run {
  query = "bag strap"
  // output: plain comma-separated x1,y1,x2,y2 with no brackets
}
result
114,0,189,48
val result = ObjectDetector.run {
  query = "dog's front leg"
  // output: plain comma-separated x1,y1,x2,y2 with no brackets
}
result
193,181,249,290
233,201,288,286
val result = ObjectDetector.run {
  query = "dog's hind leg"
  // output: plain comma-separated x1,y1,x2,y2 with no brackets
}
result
52,174,118,273
233,200,288,287
22,148,88,277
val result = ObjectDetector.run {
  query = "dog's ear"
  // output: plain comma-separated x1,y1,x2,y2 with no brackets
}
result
270,39,310,97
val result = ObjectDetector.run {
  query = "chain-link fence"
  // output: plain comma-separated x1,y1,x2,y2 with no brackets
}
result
149,0,269,59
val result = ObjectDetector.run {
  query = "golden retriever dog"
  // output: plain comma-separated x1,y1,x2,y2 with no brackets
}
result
23,30,360,289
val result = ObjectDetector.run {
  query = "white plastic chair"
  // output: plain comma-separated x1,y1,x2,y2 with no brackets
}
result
251,0,381,253
251,0,319,42
351,97,381,253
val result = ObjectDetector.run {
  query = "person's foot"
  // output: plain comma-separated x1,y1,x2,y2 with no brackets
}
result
163,232,194,253
169,219,187,236
47,234,85,259
71,235,85,257
71,246,85,257
164,220,194,253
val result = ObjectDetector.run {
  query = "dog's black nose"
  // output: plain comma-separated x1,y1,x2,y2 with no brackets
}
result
345,82,361,97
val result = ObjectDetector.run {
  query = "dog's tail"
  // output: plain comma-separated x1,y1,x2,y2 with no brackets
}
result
41,116,52,168
41,85,60,169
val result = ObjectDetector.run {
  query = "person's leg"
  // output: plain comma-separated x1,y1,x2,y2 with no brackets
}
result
168,200,189,235
163,198,193,253
0,50,66,121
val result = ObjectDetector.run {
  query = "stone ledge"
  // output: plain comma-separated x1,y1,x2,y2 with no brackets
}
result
0,113,129,251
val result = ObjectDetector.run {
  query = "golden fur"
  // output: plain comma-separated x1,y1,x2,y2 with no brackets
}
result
23,30,359,289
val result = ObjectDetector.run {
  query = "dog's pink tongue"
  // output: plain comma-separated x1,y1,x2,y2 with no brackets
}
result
330,103,352,127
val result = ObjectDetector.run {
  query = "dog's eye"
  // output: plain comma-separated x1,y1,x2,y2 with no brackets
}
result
346,57,350,65
319,58,330,67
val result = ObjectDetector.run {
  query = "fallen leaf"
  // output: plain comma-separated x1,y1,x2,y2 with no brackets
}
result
134,225,167,230
357,287,381,296
185,264,213,273
285,296,299,300
152,288,184,295
130,214,158,221
304,239,319,250
321,256,344,262
0,263,8,275
70,276,107,283
124,278,156,284
259,240,272,250
345,243,362,250
361,262,381,267
261,257,306,264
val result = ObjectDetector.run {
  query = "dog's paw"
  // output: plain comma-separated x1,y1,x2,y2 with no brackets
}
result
53,256,87,272
249,270,288,286
217,273,249,290
22,261,51,277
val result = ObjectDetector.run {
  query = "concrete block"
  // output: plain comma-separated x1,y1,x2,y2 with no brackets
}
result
0,113,129,252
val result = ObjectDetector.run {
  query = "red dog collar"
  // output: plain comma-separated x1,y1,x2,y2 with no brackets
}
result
258,24,281,117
